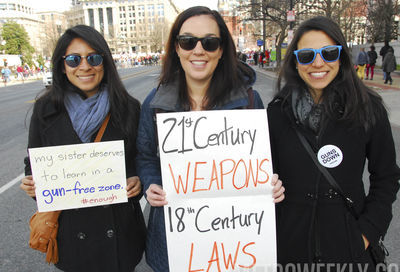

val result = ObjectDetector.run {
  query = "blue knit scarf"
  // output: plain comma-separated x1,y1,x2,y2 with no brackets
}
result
64,86,110,143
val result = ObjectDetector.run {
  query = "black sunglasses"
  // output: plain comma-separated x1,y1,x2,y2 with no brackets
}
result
63,54,104,68
294,45,342,65
176,35,221,52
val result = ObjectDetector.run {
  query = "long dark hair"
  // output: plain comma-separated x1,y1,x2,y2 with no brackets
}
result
159,6,253,110
276,16,384,129
36,25,140,149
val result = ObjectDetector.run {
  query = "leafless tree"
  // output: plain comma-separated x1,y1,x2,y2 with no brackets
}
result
149,22,169,53
237,0,302,68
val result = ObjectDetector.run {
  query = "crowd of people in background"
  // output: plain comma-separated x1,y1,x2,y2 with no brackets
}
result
1,53,163,86
114,53,162,68
1,63,48,86
237,49,272,68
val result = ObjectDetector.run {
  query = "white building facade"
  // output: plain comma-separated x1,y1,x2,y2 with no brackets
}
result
66,0,179,54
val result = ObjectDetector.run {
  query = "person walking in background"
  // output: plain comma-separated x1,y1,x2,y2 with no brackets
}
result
265,49,270,66
356,47,368,79
382,47,397,85
135,6,285,272
366,45,377,80
254,50,259,66
20,25,146,272
259,50,265,68
269,16,400,270
17,65,24,83
1,65,11,86
380,41,394,81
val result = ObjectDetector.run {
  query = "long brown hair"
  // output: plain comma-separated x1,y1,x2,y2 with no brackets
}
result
159,6,253,110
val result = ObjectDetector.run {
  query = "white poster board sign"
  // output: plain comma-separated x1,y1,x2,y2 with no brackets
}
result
28,140,127,212
157,109,277,272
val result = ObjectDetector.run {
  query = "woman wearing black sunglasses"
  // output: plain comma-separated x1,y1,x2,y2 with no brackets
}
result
268,16,400,270
20,25,146,271
136,6,285,272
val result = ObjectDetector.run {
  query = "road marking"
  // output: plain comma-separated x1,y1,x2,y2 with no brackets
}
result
0,173,24,195
26,100,36,103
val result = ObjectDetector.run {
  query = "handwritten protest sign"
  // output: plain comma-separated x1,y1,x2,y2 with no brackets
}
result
157,109,277,272
28,140,127,212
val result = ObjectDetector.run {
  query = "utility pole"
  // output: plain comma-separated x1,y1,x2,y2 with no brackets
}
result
289,0,294,30
287,0,295,44
262,0,266,54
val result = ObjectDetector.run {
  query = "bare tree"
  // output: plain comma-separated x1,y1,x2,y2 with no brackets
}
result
237,0,300,68
149,22,169,53
43,23,62,57
300,0,353,22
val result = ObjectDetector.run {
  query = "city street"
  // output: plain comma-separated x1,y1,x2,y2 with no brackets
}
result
0,65,399,271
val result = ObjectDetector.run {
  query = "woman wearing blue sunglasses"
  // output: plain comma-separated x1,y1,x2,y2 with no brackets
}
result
268,16,400,270
20,25,146,271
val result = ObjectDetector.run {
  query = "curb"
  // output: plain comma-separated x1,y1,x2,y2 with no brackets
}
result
253,66,400,92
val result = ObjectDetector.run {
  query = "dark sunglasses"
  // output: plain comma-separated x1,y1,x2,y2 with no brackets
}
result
177,35,221,52
63,54,104,68
294,45,342,65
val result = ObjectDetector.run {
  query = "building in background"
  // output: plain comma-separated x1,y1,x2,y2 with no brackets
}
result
1,0,179,58
0,0,44,55
218,0,258,52
66,0,179,54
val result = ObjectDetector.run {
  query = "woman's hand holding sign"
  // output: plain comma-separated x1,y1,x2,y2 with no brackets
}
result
146,184,168,206
271,174,285,203
21,175,36,197
126,176,142,198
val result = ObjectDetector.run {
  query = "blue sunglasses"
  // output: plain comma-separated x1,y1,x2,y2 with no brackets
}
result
294,45,342,65
63,54,103,68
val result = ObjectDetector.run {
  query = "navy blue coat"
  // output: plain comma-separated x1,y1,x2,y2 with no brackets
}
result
136,76,264,272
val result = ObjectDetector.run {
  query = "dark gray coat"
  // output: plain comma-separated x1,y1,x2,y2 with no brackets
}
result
382,51,397,73
25,96,146,272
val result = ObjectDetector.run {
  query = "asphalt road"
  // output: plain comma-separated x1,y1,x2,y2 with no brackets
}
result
0,65,399,271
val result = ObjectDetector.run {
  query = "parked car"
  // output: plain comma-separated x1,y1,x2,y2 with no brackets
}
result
42,71,52,88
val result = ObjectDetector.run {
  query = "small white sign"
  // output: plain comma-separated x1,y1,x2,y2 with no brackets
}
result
317,144,343,168
28,141,128,212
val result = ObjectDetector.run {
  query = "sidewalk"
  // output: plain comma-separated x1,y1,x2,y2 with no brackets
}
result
1,76,42,88
360,69,400,91
253,66,400,127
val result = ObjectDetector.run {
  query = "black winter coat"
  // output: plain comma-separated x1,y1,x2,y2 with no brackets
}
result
24,96,146,272
267,96,400,270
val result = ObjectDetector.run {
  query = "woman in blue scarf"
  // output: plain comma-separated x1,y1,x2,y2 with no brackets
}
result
20,25,146,272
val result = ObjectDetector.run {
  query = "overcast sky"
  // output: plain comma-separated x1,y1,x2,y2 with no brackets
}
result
33,0,218,12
